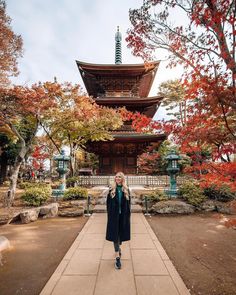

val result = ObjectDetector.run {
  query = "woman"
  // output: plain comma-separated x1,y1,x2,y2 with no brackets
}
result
106,172,131,270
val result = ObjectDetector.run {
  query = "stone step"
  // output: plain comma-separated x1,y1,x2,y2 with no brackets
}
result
92,204,143,213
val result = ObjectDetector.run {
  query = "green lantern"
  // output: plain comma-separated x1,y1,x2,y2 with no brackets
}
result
165,150,180,197
53,150,70,197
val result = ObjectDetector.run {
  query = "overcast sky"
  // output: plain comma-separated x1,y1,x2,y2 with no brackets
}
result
7,0,183,119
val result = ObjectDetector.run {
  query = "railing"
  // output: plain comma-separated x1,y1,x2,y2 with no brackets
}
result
77,175,190,187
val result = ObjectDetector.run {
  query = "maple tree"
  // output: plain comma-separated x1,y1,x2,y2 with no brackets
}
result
159,79,234,162
34,135,59,175
0,1,23,86
127,0,236,127
30,144,50,171
0,83,57,206
40,82,124,176
127,0,236,190
118,107,162,133
159,79,236,189
138,152,161,174
138,140,191,174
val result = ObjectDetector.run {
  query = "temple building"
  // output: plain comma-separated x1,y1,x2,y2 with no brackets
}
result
76,27,166,175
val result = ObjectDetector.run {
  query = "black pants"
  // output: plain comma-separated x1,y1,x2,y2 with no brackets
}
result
113,235,121,252
113,213,122,252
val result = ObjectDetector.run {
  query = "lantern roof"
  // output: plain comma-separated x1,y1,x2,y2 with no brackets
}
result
54,150,70,161
165,151,181,160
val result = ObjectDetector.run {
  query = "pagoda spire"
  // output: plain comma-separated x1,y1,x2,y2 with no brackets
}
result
115,26,122,64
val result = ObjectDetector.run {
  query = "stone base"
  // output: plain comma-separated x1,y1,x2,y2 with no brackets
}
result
152,200,195,214
58,208,84,217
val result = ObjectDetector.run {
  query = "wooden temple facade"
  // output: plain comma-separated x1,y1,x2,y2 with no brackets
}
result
76,28,166,175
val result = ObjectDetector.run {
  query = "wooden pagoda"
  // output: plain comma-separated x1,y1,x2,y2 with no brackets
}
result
76,27,166,174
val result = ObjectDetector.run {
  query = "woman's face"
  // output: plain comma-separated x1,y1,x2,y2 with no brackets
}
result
115,175,123,185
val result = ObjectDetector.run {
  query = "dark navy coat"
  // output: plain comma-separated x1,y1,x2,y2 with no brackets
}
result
105,188,131,243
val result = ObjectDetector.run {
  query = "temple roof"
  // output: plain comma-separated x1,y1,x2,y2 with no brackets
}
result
95,96,162,105
111,132,166,143
76,60,160,98
95,96,163,117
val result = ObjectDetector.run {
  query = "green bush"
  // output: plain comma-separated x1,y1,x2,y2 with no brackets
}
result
204,185,236,202
18,182,33,189
179,181,206,207
19,182,48,189
142,190,168,202
21,185,52,206
63,187,88,200
66,176,79,188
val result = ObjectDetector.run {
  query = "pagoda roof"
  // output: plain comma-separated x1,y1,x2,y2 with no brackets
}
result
76,60,160,98
95,96,162,105
111,132,166,143
95,96,163,117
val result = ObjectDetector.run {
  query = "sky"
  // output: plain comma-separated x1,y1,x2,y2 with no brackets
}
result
7,0,183,119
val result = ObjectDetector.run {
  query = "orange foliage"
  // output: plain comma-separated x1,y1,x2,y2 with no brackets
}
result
0,1,23,86
138,152,161,174
119,108,162,133
31,145,50,170
184,162,236,192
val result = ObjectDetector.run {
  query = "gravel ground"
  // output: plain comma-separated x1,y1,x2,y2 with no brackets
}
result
147,212,236,295
0,216,88,295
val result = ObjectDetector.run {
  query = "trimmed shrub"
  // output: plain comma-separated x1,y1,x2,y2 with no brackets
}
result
179,181,206,207
63,187,88,200
19,182,48,189
204,184,236,202
21,185,52,206
18,182,34,189
66,176,80,188
142,190,169,202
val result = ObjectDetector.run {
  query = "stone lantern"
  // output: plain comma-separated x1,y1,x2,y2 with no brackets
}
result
165,150,180,197
53,150,70,197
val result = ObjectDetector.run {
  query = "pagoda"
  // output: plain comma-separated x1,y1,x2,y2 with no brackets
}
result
76,27,166,174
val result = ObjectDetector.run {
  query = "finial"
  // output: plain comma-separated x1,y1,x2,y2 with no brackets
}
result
115,26,122,64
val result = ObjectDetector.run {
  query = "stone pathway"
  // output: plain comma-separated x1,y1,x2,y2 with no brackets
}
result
40,213,190,295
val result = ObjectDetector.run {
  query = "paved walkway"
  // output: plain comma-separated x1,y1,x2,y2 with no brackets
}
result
40,213,190,295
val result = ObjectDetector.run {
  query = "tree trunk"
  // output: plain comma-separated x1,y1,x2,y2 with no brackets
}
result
3,120,38,207
49,158,53,177
70,153,75,176
4,158,22,207
0,151,8,184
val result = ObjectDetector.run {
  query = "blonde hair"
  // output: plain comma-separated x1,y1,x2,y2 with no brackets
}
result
110,172,129,200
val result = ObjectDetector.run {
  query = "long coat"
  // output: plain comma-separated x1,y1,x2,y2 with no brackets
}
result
105,188,131,243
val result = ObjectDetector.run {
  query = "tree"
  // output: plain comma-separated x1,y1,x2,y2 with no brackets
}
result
0,84,55,206
30,144,50,171
158,78,234,162
34,135,59,175
0,1,23,86
138,140,191,174
127,0,236,127
127,1,236,189
40,82,124,176
138,152,161,174
158,79,187,126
